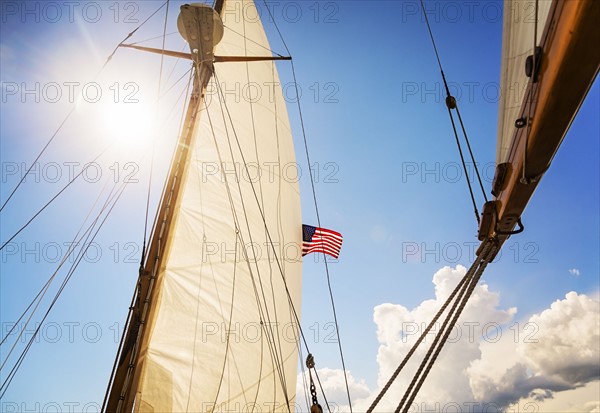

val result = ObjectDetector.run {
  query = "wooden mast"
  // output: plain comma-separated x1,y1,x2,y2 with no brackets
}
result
104,71,204,413
103,4,223,411
103,2,292,409
479,0,600,247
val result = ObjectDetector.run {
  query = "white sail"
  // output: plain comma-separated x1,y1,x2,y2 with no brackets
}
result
496,0,552,164
132,1,302,411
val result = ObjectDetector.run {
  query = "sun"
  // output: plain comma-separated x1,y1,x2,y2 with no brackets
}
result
102,100,156,151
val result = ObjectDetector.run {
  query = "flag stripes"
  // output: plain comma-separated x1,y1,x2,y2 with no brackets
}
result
302,225,343,259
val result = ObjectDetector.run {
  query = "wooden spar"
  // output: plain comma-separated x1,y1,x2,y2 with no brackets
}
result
103,3,294,410
103,58,208,413
119,43,193,60
215,55,292,62
480,0,600,245
104,4,223,411
119,44,291,62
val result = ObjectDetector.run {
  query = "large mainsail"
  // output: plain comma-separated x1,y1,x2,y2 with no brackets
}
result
496,0,551,164
106,1,303,411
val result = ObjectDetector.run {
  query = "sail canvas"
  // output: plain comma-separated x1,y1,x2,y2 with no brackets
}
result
128,1,303,411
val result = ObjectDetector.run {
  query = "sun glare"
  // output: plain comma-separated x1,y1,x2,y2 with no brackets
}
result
103,101,156,151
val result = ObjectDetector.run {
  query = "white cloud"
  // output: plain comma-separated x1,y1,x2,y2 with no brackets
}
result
468,290,600,408
570,268,581,276
364,265,518,412
509,381,600,412
315,265,600,412
524,292,599,383
296,368,370,412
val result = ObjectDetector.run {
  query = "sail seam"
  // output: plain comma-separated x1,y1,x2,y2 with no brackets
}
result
202,83,254,412
241,7,292,409
213,68,292,410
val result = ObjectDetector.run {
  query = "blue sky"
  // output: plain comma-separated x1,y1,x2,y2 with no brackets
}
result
1,1,598,411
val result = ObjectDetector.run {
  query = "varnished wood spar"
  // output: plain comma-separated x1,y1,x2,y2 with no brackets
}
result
215,55,291,62
120,43,193,60
104,63,206,413
104,3,222,410
120,44,291,62
105,3,294,410
485,0,600,244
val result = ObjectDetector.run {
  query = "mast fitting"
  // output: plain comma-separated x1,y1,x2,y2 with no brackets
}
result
177,3,224,65
525,46,543,82
306,354,323,413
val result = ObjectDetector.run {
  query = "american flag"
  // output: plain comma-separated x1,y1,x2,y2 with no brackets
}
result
302,224,343,259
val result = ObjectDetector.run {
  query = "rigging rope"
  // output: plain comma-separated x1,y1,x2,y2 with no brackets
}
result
104,3,335,409
0,178,121,370
0,108,74,213
0,1,169,214
244,10,295,405
366,2,503,408
101,66,194,413
100,272,138,410
212,72,299,410
212,70,333,413
0,271,57,345
129,31,179,46
298,342,313,410
222,24,286,58
395,248,487,412
196,112,244,410
366,269,471,412
8,65,184,409
209,75,293,410
3,0,196,405
162,44,190,90
161,63,193,98
397,241,497,413
110,60,306,410
367,239,499,412
0,179,131,398
262,2,354,411
419,0,488,227
142,0,170,264
454,107,489,204
4,62,185,400
0,146,111,251
111,69,203,412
